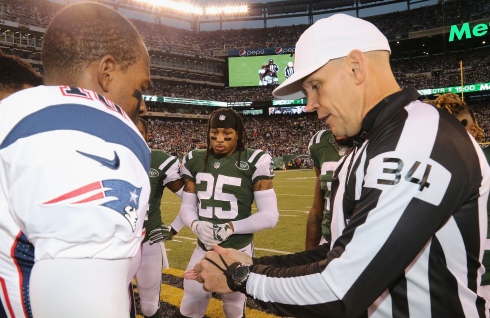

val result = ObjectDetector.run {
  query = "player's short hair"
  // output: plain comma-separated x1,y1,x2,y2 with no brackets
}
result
42,2,144,83
0,52,43,95
204,108,247,170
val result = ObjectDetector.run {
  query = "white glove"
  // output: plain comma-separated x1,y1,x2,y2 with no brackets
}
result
191,220,219,249
211,223,234,243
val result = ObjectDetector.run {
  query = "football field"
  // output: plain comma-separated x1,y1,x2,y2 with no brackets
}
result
135,169,316,317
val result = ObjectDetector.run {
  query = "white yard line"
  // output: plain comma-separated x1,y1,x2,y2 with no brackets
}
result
172,236,292,254
280,209,309,213
254,247,292,254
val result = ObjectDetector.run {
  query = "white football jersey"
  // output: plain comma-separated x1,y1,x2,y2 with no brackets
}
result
0,86,150,317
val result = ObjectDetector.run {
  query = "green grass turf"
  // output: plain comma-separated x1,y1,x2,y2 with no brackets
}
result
161,169,316,270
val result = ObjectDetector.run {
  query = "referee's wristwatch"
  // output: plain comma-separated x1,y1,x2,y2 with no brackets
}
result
232,264,251,287
225,262,252,293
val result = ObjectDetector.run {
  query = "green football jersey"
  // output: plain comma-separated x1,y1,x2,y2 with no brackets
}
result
182,148,274,250
482,145,490,285
308,130,348,242
143,150,181,243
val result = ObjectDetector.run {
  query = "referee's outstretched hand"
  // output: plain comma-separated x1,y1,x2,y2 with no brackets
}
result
213,244,253,265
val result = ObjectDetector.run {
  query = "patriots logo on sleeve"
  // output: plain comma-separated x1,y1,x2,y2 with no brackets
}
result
43,180,142,232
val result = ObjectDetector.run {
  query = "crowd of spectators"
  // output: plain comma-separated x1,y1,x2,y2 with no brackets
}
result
472,100,490,145
365,1,490,36
1,0,489,156
146,105,489,160
0,0,57,27
146,84,276,103
2,0,490,100
2,0,490,52
146,112,320,159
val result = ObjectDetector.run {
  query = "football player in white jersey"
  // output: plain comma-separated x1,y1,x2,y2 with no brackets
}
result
258,64,267,86
180,108,279,318
134,118,184,318
0,53,43,318
0,3,151,318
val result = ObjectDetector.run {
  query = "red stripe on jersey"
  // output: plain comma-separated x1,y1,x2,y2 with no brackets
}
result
74,192,105,204
0,277,15,318
59,86,93,100
9,231,28,318
43,181,102,204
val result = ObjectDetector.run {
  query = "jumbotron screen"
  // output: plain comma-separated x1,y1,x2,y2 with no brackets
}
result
228,54,295,87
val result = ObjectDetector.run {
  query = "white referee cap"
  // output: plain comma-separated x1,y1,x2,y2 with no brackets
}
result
273,14,391,100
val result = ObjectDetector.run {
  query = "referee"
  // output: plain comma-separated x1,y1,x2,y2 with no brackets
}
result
188,14,490,318
284,62,294,80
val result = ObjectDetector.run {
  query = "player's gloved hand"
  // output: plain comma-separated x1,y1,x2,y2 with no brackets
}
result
191,220,219,248
211,223,234,243
148,224,171,245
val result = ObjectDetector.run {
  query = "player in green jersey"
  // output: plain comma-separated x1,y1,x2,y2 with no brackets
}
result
134,118,184,318
180,108,279,318
305,130,352,250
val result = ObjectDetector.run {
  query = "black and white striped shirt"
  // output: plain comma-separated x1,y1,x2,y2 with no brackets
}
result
284,66,294,79
246,88,490,317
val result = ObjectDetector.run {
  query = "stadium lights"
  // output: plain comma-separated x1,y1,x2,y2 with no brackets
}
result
135,0,248,16
205,5,248,15
136,0,203,15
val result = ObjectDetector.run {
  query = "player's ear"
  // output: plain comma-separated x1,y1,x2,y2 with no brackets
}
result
98,55,117,93
347,50,366,85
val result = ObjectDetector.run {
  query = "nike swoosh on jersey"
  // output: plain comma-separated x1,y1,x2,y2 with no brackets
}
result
77,150,120,170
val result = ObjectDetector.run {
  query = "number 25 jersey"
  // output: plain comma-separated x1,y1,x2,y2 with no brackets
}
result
181,148,274,249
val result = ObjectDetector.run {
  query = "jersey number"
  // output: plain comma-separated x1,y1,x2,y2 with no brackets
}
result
377,158,431,191
320,161,338,211
195,173,241,219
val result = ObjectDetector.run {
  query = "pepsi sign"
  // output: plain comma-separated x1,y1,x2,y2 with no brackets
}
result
275,47,295,55
228,46,295,57
238,49,265,56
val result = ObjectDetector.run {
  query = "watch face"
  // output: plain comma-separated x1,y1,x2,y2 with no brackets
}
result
234,266,249,280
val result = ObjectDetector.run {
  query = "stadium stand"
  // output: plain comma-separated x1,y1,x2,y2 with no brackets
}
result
1,2,489,317
146,112,318,159
1,0,489,147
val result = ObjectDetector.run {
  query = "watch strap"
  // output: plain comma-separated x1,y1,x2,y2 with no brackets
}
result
223,262,246,293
